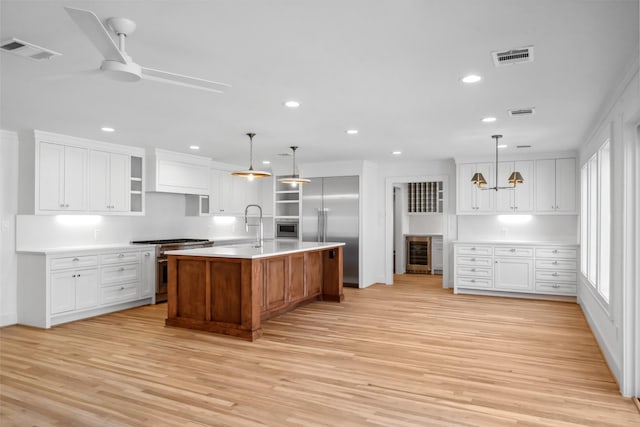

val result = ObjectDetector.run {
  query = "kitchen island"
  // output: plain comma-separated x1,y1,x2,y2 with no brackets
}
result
164,241,345,340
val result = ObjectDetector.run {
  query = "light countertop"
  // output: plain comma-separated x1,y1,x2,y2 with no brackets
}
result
17,243,156,255
453,240,578,246
166,241,345,259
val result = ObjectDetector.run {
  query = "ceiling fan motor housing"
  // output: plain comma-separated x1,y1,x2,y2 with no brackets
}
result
100,60,141,81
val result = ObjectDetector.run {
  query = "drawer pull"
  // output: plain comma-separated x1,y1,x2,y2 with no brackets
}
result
120,286,125,290
471,247,476,251
77,274,81,277
552,261,558,265
119,267,125,272
471,258,476,261
72,274,76,278
471,268,476,272
553,284,560,288
72,258,79,262
470,279,476,283
552,250,558,254
144,252,151,257
510,248,516,252
118,253,125,258
552,273,559,277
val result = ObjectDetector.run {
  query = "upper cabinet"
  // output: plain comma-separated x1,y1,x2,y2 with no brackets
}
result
456,156,576,215
457,162,494,213
33,130,145,215
38,142,88,212
209,165,272,215
495,160,533,213
534,158,577,214
146,149,209,195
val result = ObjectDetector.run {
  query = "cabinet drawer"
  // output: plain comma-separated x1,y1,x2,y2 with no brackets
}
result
50,255,98,271
456,266,493,278
101,264,140,285
535,259,577,270
100,251,140,265
455,245,492,256
456,277,493,289
535,247,577,259
535,281,577,295
456,256,493,267
535,270,577,282
494,247,533,257
100,282,139,305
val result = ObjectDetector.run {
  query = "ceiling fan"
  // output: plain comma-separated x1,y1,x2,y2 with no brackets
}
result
64,7,231,93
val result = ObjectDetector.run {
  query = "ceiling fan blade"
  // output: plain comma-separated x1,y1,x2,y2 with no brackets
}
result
64,7,127,63
141,67,231,93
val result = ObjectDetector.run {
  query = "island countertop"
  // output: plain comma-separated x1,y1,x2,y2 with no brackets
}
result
165,240,345,259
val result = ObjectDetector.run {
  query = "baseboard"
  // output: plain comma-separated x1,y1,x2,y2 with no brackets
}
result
578,296,622,382
0,312,18,327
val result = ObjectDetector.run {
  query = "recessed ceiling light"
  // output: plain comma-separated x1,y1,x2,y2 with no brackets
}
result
392,151,402,155
262,160,271,165
497,144,507,149
482,117,497,123
101,126,115,132
346,129,359,135
189,145,200,150
461,74,482,84
284,100,300,108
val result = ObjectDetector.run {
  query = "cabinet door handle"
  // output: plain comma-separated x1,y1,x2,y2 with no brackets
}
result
144,252,150,257
72,274,76,278
471,268,476,272
59,203,65,208
77,274,81,277
119,267,125,272
65,204,70,208
120,286,125,290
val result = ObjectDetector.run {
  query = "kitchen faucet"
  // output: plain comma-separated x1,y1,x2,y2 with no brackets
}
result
244,204,263,247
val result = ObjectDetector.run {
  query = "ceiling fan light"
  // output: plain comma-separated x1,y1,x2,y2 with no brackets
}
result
508,171,524,184
471,172,487,185
231,133,271,180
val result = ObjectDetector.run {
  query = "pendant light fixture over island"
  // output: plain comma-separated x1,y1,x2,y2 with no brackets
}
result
231,133,272,180
278,146,310,186
471,134,524,191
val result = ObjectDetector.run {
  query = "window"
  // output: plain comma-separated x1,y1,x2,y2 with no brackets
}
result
580,140,611,302
407,181,443,213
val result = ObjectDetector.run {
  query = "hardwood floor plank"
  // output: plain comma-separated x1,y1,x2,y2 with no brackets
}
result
1,274,637,426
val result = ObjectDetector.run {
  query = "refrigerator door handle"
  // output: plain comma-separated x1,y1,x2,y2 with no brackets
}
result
323,210,328,243
317,209,323,243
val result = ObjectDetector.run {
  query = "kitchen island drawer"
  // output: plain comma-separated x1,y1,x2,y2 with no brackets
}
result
456,277,493,289
535,259,577,270
455,266,493,278
100,251,140,265
535,281,577,295
50,255,98,270
100,282,139,305
494,247,534,257
455,256,493,267
535,270,576,282
101,264,140,285
535,248,577,259
455,245,492,256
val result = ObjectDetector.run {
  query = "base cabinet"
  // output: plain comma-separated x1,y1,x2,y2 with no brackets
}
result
454,242,577,299
17,245,156,328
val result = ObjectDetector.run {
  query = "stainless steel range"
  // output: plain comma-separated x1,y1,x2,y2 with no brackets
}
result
131,239,214,303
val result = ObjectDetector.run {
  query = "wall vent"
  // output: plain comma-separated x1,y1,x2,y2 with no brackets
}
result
516,145,532,149
0,38,61,61
492,46,534,67
508,107,536,117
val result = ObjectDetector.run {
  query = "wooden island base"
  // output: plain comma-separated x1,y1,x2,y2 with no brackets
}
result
165,245,343,340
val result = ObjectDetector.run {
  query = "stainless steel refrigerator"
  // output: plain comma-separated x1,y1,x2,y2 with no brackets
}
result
302,176,359,287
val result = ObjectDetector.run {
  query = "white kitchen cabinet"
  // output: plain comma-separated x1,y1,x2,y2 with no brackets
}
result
534,158,576,213
496,161,533,213
38,141,87,212
33,130,145,215
17,245,155,328
260,176,274,217
185,194,210,216
494,257,534,291
210,166,266,215
89,150,129,212
147,148,210,195
454,242,577,299
457,162,494,214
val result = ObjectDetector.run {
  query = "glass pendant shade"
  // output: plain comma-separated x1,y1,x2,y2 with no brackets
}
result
278,146,310,185
231,133,271,179
508,171,524,185
471,172,487,185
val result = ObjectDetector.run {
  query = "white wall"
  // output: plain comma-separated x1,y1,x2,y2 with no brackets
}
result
577,63,639,396
408,215,443,235
457,215,577,243
1,130,19,326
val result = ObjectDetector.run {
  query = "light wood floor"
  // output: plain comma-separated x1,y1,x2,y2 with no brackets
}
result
1,275,638,426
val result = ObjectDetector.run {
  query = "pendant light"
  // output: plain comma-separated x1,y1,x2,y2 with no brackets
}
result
278,146,310,186
471,134,524,191
231,133,271,181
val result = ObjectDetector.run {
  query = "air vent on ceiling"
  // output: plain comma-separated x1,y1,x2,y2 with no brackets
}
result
516,145,532,149
508,107,536,117
492,46,534,67
0,38,61,61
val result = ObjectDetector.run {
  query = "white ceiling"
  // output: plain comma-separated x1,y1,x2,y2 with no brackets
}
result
1,0,638,167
